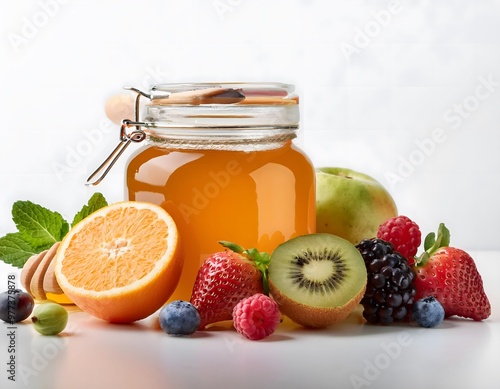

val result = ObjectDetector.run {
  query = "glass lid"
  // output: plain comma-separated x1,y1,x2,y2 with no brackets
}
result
145,82,299,105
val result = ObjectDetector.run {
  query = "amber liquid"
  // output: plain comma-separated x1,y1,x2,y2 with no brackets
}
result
126,141,316,301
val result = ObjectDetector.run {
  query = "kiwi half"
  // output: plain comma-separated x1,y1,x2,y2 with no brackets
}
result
268,233,367,328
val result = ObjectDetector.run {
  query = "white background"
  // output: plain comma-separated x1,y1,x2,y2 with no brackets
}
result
1,0,500,252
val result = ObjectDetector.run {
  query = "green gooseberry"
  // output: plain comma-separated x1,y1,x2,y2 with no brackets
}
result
31,303,68,336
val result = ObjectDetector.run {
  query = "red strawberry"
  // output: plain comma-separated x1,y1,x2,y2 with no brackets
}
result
413,223,490,321
190,241,270,330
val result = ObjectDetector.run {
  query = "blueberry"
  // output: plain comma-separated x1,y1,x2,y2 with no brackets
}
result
159,300,200,336
411,296,445,328
0,289,35,323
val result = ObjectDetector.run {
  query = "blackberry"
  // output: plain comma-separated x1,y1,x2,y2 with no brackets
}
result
356,238,417,324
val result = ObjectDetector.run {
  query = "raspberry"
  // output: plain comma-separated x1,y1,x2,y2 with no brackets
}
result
377,215,421,264
232,293,281,340
356,238,417,324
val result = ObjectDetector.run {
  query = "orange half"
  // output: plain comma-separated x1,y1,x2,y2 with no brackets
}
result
54,201,183,323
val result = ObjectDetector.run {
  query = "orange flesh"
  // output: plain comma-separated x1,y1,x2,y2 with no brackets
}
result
126,141,316,301
61,207,170,291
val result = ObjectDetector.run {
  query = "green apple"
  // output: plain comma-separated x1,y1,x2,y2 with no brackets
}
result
315,167,398,244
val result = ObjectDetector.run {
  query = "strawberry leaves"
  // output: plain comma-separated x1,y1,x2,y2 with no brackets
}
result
423,223,451,252
415,223,451,266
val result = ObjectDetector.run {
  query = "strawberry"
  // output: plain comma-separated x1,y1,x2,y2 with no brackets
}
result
190,241,270,330
413,223,490,321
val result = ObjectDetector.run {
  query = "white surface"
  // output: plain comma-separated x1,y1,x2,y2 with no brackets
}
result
1,3,499,385
1,1,500,250
0,251,498,389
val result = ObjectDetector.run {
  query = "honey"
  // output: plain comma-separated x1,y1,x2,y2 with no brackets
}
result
127,140,315,301
89,82,316,302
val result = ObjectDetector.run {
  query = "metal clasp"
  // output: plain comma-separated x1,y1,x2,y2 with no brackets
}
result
85,87,150,186
85,120,146,186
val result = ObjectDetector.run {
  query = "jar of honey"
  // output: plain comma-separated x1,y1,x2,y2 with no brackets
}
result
88,82,316,301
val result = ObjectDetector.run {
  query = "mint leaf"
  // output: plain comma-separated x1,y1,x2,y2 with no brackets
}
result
0,233,39,268
12,200,69,247
71,192,108,227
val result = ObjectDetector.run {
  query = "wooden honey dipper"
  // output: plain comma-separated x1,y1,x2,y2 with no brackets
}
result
20,242,63,300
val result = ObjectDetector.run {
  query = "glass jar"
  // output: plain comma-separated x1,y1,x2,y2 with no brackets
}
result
90,82,315,302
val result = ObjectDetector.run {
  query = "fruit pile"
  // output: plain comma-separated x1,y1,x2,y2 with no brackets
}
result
373,217,490,324
185,234,367,338
0,169,492,341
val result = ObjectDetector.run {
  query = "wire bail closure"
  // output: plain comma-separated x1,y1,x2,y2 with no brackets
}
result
85,120,146,186
85,87,149,186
